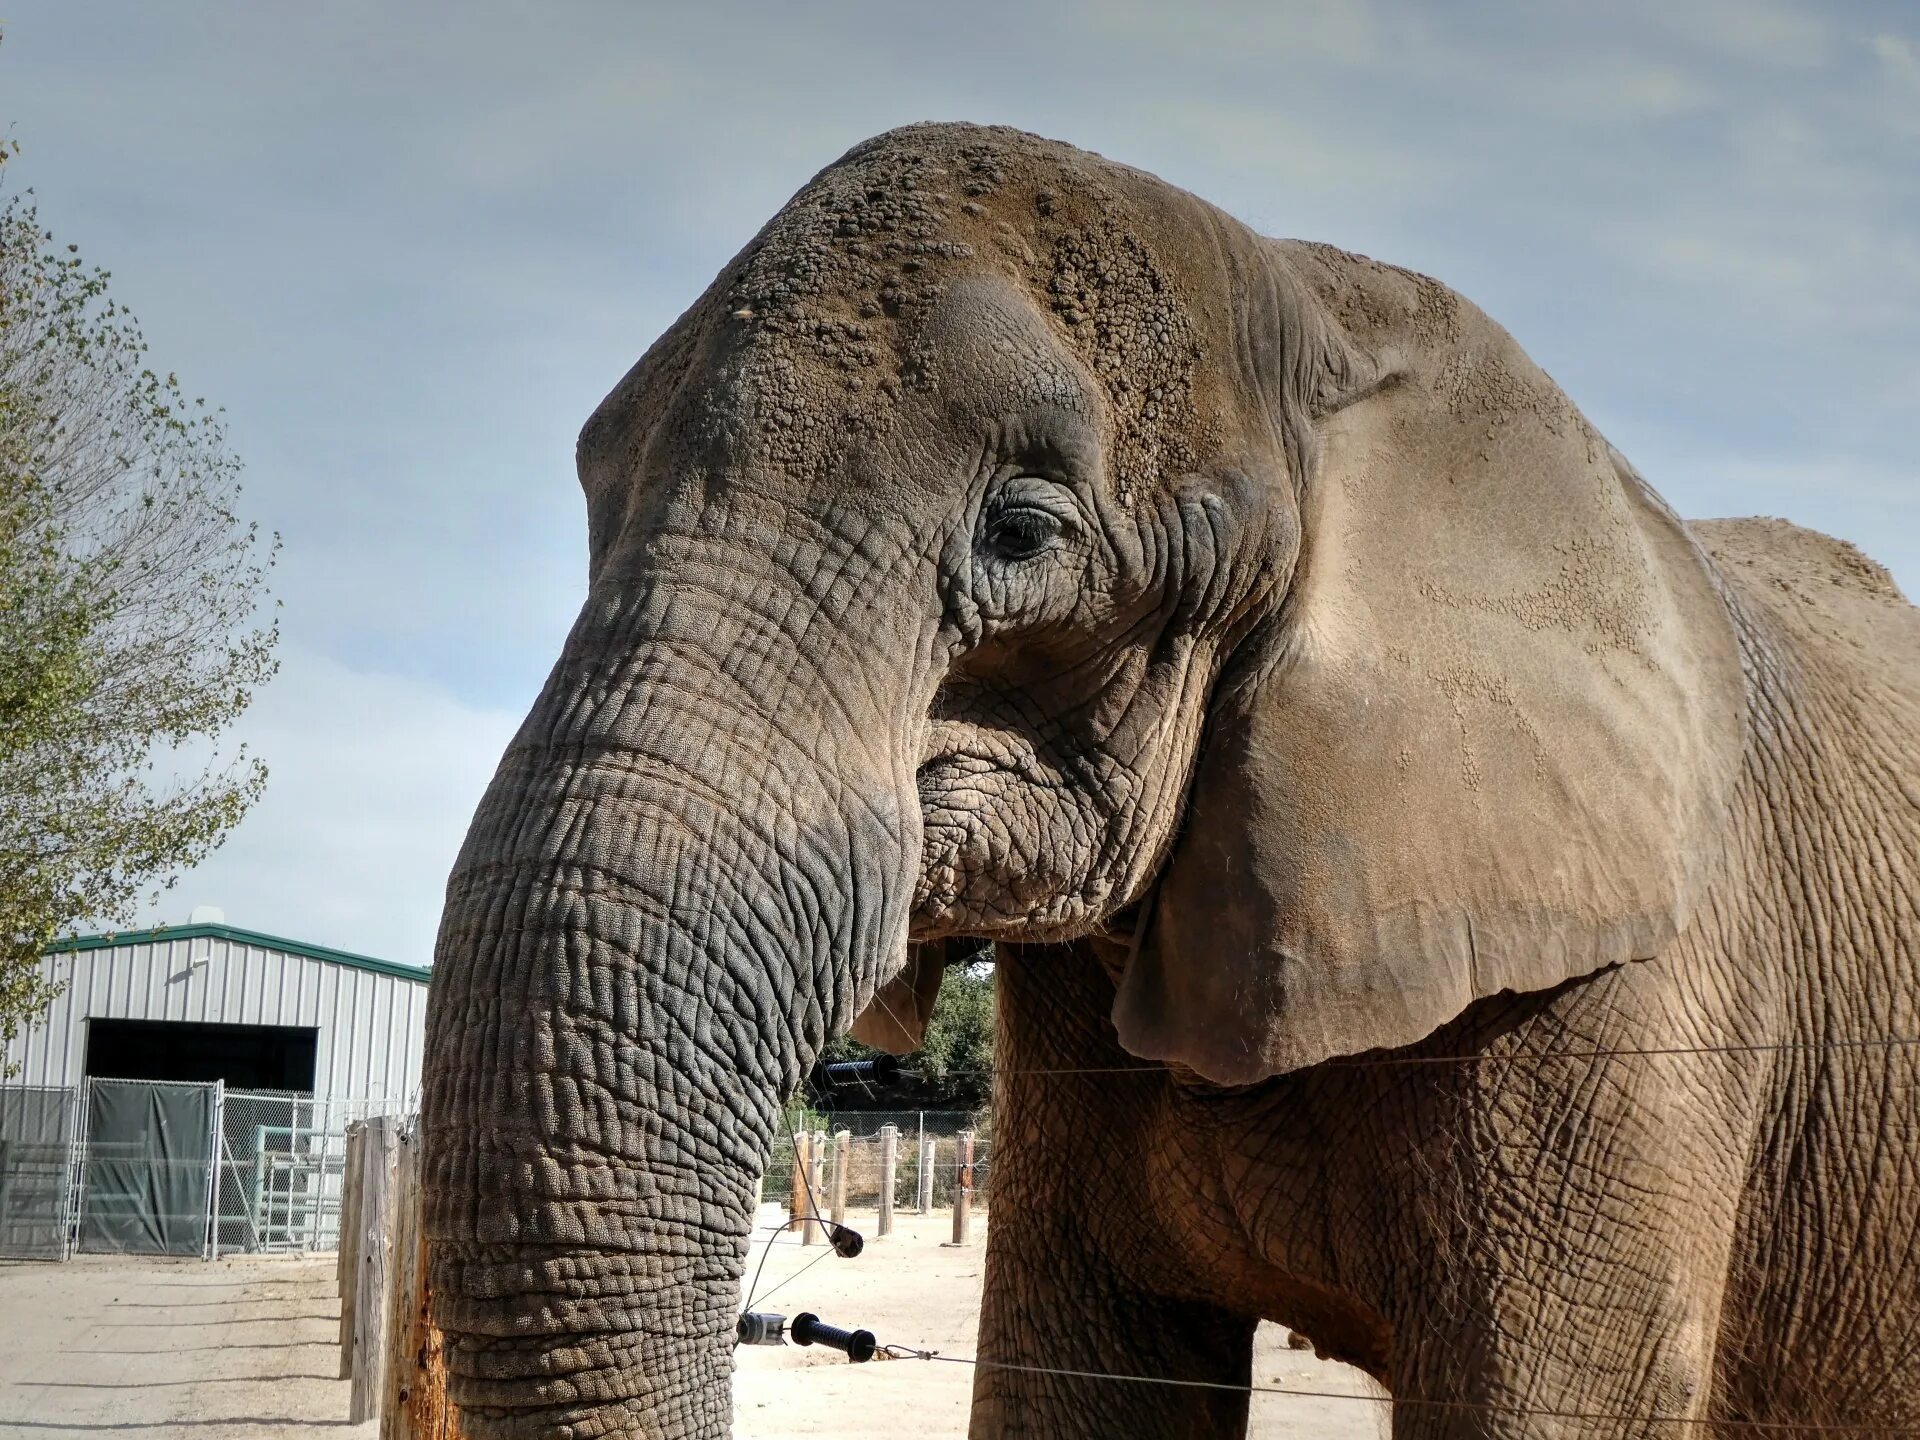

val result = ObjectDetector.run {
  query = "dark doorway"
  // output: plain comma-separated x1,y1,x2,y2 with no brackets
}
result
85,1019,319,1093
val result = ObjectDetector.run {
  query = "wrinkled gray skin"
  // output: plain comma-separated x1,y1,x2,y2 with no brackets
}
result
423,125,1920,1438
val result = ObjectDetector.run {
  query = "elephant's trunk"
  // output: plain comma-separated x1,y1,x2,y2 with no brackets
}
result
422,580,913,1439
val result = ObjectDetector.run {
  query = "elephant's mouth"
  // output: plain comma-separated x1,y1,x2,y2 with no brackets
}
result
912,721,1134,939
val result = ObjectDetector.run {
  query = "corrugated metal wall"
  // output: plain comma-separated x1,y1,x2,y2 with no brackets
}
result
1,934,427,1103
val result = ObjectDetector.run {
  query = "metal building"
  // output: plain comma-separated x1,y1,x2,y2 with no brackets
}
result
3,916,430,1100
0,914,429,1261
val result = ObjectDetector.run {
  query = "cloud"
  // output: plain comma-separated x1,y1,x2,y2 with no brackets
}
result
1647,0,1832,69
1625,442,1920,599
1087,0,1384,68
1871,33,1918,77
4,0,1913,963
136,649,525,967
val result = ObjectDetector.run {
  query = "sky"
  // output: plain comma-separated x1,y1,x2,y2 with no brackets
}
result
1,0,1914,966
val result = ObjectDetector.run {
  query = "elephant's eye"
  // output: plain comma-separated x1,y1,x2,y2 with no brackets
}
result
984,503,1065,562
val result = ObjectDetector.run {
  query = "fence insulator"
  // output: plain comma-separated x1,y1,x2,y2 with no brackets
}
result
736,1312,788,1346
826,1222,864,1258
791,1311,877,1363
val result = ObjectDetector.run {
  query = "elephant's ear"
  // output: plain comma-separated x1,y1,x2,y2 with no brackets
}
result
850,941,952,1054
1113,244,1748,1085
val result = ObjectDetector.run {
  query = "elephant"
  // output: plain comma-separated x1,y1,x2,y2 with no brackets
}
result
420,123,1920,1439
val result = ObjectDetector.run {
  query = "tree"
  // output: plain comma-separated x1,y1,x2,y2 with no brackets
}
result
913,960,995,1108
818,956,996,1110
0,140,278,1067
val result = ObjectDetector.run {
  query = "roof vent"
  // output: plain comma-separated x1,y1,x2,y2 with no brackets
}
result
189,904,227,925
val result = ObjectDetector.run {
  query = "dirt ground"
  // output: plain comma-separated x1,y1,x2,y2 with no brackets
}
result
0,1213,1386,1438
733,1209,1387,1439
0,1251,361,1438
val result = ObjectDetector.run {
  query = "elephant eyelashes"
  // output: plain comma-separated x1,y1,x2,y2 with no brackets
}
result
983,501,1067,562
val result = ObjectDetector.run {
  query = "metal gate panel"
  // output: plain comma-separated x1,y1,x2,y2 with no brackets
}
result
0,1085,79,1259
77,1078,216,1256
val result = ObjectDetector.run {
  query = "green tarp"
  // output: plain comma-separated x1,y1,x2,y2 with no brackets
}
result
79,1078,213,1256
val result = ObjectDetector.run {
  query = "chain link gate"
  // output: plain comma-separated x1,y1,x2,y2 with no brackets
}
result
0,1085,81,1260
0,1079,406,1259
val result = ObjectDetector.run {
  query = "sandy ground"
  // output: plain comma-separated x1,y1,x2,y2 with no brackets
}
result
0,1252,363,1438
0,1215,1386,1438
733,1207,1387,1439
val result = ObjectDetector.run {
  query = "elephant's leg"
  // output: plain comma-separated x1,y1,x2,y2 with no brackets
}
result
970,1205,1258,1439
1384,1281,1722,1440
970,940,1258,1439
1375,994,1751,1438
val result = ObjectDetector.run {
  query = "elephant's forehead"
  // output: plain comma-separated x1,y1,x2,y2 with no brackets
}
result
714,219,1201,494
631,126,1221,503
914,275,1095,424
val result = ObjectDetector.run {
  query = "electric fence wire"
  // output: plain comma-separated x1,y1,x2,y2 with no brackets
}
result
747,1243,838,1313
788,983,1920,1428
742,1117,835,1315
873,1350,1920,1434
935,1032,1920,1079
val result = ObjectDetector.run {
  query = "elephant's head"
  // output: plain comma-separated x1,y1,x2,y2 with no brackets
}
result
422,123,1746,1437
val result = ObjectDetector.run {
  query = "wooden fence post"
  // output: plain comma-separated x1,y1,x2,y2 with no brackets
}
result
830,1130,850,1228
791,1136,814,1244
380,1124,419,1439
877,1125,897,1237
337,1122,366,1379
350,1116,400,1424
791,1132,813,1244
917,1130,934,1213
381,1120,458,1440
950,1130,974,1246
806,1130,827,1246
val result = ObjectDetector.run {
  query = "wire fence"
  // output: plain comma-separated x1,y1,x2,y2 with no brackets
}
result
0,1078,409,1260
762,1109,992,1213
12,1040,1918,1433
215,1090,406,1255
0,1084,77,1260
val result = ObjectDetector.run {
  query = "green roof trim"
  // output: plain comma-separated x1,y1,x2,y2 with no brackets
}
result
47,922,432,984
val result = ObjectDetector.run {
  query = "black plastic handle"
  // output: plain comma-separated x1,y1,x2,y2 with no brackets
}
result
791,1311,877,1363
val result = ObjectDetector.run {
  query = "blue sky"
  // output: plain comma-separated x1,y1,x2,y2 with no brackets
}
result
3,0,1914,964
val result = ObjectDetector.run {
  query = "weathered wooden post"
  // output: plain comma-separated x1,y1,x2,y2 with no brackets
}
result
877,1124,898,1237
806,1130,827,1246
917,1128,935,1213
381,1121,458,1440
789,1131,811,1241
950,1130,975,1246
830,1129,850,1228
380,1124,420,1439
338,1121,367,1378
350,1116,400,1424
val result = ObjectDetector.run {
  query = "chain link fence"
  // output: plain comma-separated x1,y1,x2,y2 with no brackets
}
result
0,1079,407,1260
215,1090,404,1254
4,1084,991,1259
0,1085,80,1259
